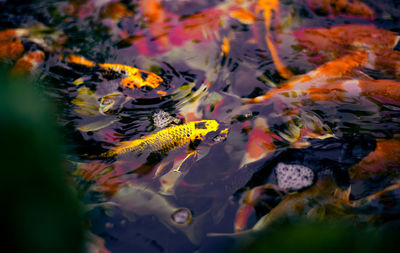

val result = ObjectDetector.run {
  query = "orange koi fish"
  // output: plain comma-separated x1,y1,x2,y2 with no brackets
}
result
349,138,400,180
240,117,279,168
293,24,399,68
0,29,26,61
240,112,333,168
237,50,400,168
247,51,368,104
99,2,133,21
256,0,293,79
73,162,127,195
10,50,45,75
0,40,25,61
208,177,341,237
119,0,258,56
307,0,375,20
0,28,29,42
229,178,400,237
64,54,163,90
234,184,285,232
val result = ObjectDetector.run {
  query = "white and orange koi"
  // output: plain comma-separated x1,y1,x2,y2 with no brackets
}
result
11,50,45,75
246,51,368,104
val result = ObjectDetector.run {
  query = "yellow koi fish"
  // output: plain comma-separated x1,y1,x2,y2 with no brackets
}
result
104,120,228,157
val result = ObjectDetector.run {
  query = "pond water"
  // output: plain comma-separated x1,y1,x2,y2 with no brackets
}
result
2,0,400,252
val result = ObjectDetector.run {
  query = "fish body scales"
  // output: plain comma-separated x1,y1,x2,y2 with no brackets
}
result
108,120,220,156
98,63,138,76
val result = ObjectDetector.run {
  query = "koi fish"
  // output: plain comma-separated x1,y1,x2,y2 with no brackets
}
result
293,24,400,70
240,117,279,168
106,182,209,245
306,0,375,20
227,178,400,237
71,87,126,132
175,81,214,122
99,1,133,21
0,39,24,60
157,142,218,196
64,54,164,90
104,120,228,158
349,138,400,180
0,27,63,75
256,0,293,79
97,120,228,180
118,0,264,56
239,111,334,168
10,50,45,76
234,184,285,232
246,51,369,104
73,161,132,196
208,176,344,237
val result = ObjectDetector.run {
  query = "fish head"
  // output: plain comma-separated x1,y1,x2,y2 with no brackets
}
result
99,92,127,114
197,120,229,145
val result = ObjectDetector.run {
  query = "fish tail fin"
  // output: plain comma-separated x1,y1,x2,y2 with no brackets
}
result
180,210,211,245
63,54,96,67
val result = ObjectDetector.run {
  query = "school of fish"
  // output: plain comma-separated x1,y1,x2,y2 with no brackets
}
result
1,0,400,252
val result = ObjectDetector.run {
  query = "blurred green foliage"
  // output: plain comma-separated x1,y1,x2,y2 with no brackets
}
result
233,219,398,253
0,67,85,253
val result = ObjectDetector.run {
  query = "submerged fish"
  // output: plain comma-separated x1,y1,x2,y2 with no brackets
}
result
107,183,208,244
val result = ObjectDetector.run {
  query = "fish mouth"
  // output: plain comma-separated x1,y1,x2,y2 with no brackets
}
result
204,125,229,145
212,127,229,143
171,208,193,225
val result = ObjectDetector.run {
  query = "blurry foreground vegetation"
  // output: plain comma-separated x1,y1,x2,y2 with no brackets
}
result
0,67,85,253
233,219,399,253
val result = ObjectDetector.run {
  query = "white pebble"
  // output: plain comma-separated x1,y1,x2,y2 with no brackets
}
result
275,163,314,191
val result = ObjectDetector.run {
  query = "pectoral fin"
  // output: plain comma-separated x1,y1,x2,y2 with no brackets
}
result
77,117,120,132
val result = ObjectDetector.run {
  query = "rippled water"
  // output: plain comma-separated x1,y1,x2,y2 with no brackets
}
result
2,0,400,252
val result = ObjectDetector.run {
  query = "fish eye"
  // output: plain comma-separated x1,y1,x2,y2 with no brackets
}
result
212,135,226,143
101,98,114,106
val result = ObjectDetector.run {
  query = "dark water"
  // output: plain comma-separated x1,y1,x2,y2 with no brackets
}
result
2,0,400,252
